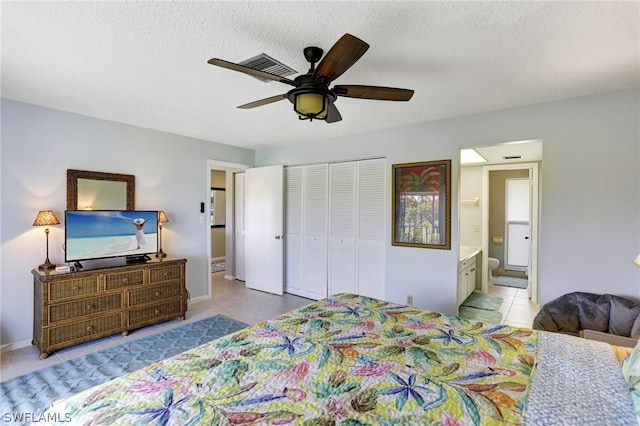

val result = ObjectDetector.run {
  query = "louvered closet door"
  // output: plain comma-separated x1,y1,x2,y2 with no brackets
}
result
302,164,329,299
284,167,303,296
356,159,386,299
328,162,357,296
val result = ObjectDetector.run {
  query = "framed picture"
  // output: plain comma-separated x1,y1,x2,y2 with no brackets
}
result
392,159,451,250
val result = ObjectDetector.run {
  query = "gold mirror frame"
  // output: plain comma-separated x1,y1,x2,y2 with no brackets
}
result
67,169,135,210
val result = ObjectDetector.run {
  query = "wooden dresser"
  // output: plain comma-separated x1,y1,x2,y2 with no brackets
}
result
32,258,187,359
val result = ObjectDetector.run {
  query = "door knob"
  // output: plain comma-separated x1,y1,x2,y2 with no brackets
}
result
525,236,530,240
275,235,280,239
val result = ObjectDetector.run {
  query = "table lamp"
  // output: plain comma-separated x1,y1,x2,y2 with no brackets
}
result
33,210,60,270
156,210,169,258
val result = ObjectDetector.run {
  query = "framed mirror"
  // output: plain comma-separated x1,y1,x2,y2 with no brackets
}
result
67,169,135,210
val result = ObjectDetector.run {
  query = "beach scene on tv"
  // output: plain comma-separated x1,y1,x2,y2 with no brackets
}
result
65,210,158,262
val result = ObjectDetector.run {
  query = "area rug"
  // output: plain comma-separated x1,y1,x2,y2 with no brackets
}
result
493,275,528,289
461,292,503,311
0,315,247,423
211,259,226,272
459,305,504,324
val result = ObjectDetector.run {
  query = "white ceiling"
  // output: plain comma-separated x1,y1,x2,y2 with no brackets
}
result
2,1,639,150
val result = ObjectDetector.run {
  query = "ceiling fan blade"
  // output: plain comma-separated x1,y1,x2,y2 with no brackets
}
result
313,34,369,84
208,58,297,87
326,104,342,123
333,85,414,101
237,94,288,109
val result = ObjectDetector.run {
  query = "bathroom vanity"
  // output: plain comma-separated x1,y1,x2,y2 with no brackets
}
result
458,246,481,306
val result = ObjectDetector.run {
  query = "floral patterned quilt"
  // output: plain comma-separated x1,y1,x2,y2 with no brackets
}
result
38,293,633,425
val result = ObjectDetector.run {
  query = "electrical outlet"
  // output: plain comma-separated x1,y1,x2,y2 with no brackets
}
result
406,295,413,305
474,224,480,232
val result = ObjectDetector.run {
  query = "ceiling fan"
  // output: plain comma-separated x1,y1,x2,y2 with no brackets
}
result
208,33,414,123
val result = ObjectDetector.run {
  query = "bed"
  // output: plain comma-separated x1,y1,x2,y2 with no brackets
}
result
38,293,638,425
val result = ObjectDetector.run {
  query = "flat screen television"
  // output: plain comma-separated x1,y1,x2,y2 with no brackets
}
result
65,210,158,266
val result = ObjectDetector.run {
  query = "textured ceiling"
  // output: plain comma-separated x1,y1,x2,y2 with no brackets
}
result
2,1,639,150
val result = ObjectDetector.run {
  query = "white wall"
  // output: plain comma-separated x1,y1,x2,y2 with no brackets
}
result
0,99,254,346
2,89,639,347
460,166,483,248
257,88,640,312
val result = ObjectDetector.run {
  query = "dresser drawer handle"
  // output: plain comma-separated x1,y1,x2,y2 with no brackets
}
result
154,309,160,315
155,291,161,297
86,304,94,310
72,286,79,291
164,272,170,278
86,325,93,332
122,277,128,283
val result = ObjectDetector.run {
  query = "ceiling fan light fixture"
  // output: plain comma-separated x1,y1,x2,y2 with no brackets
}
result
288,84,336,121
295,92,328,120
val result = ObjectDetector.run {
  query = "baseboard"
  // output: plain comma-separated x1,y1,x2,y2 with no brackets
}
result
224,274,236,281
1,338,32,353
189,294,209,304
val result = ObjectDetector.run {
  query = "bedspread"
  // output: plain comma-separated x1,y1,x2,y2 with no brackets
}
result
37,293,635,425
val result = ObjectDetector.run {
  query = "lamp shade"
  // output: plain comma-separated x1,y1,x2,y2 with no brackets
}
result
634,253,640,267
294,93,328,119
33,210,60,226
158,211,169,223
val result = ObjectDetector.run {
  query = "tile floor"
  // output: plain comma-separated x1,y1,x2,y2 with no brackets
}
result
489,281,540,328
1,272,539,382
0,272,311,382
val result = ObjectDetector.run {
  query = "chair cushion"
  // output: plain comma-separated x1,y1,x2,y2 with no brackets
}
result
577,293,610,332
609,295,640,337
533,292,640,338
533,292,581,335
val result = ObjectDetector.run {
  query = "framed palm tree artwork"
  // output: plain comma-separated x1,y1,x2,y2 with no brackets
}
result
392,159,451,249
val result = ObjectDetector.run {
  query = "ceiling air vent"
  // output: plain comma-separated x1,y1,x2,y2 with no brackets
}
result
238,53,297,83
503,155,523,160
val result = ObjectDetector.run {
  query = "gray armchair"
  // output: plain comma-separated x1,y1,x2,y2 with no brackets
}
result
532,292,640,348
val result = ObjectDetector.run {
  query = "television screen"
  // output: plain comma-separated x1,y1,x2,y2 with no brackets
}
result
65,210,158,263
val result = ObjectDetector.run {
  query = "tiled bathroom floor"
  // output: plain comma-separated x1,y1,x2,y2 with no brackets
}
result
489,281,540,328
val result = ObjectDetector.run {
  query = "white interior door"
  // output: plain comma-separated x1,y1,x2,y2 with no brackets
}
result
356,159,386,299
303,164,328,299
284,167,303,295
505,178,530,270
246,165,284,295
234,172,246,281
328,162,357,295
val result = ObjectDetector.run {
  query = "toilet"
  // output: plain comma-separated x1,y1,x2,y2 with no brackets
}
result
488,257,500,280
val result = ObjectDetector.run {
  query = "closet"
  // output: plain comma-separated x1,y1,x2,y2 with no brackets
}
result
284,158,385,300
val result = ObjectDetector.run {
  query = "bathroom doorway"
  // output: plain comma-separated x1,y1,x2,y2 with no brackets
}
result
459,140,541,304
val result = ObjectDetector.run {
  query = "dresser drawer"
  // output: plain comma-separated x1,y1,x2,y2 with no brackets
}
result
104,270,144,291
48,294,123,324
128,300,183,326
49,277,99,302
128,282,183,307
47,313,122,346
149,265,183,284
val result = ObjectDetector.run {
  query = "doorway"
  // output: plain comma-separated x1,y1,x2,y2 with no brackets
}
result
482,163,539,303
206,159,250,301
459,140,541,305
